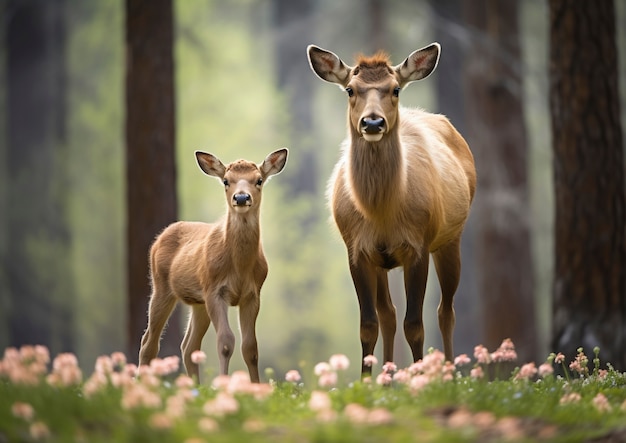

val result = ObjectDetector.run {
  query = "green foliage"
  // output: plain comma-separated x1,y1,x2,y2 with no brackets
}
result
2,345,626,443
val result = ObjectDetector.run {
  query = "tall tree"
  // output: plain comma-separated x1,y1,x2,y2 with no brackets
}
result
463,0,537,362
549,0,625,370
125,0,180,362
4,0,74,354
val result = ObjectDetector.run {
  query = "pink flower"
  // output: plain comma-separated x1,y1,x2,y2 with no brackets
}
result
344,403,369,424
473,345,491,364
11,402,35,421
392,369,411,384
376,372,393,386
592,393,612,413
309,390,331,412
198,417,219,433
29,421,50,440
454,354,471,367
203,392,239,417
491,338,517,362
470,366,484,379
95,356,113,374
382,361,397,373
329,354,350,371
111,352,127,368
149,412,174,429
175,374,195,389
314,362,331,376
554,353,565,364
409,374,430,393
538,363,554,377
318,371,338,388
559,392,581,405
191,350,206,365
363,354,378,367
514,362,537,381
285,369,301,383
368,407,393,425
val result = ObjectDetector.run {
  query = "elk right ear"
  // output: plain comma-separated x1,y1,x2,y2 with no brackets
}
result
260,148,288,178
307,45,352,87
195,151,226,179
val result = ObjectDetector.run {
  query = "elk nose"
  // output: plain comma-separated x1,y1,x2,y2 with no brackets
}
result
361,117,385,134
233,193,251,206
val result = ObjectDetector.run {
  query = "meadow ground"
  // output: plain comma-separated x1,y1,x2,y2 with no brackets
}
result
1,340,626,442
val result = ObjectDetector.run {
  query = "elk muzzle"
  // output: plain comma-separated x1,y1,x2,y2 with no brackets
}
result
360,116,385,142
233,193,251,208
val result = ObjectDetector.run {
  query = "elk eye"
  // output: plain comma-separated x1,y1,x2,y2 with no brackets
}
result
393,87,400,97
345,87,354,97
223,179,229,186
256,178,263,186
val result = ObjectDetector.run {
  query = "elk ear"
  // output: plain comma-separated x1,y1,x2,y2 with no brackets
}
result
394,43,440,88
260,148,288,178
307,45,352,87
195,151,226,179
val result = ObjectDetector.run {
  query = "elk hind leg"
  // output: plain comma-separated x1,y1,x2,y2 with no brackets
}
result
403,257,429,362
433,238,461,362
375,269,396,365
139,288,177,366
181,304,211,381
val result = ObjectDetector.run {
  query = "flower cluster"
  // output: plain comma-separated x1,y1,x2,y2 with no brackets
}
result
312,353,350,388
308,389,393,425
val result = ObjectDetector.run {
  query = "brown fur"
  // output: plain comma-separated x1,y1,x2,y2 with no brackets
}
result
308,44,475,374
138,149,288,383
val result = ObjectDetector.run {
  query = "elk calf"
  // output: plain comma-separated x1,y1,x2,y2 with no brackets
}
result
308,44,476,374
138,148,288,382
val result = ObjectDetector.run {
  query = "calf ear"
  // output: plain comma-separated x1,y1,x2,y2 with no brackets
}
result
260,148,288,178
307,45,352,87
195,151,226,179
394,43,440,88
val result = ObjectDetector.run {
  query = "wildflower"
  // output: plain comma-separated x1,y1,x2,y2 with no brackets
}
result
329,354,350,371
409,374,430,393
198,417,219,433
203,392,239,417
285,369,301,383
309,390,331,412
538,362,554,377
447,408,473,429
491,338,517,362
392,369,411,384
191,350,206,365
368,407,393,425
592,393,612,413
227,371,251,393
83,372,108,397
121,384,162,410
11,402,35,421
559,392,581,405
111,351,127,368
470,366,484,379
314,362,331,376
554,352,565,364
344,403,369,424
454,354,471,367
29,421,50,440
363,354,378,367
442,361,456,381
175,374,195,389
495,416,524,440
149,412,174,429
95,356,114,374
569,349,589,375
318,371,338,388
382,361,397,373
473,345,491,364
48,353,83,386
211,374,230,390
376,372,393,386
514,362,537,381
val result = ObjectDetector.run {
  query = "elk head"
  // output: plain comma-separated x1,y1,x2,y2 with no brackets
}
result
195,149,288,213
307,44,440,142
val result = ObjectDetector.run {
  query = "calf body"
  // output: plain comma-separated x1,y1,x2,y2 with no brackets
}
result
308,44,475,374
138,149,288,382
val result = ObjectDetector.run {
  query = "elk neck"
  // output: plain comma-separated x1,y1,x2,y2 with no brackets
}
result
347,123,406,220
224,209,262,265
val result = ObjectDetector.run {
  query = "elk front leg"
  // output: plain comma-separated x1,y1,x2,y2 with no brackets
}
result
433,238,461,362
349,256,379,376
181,304,211,381
403,256,429,362
207,291,235,377
239,296,260,382
375,268,396,365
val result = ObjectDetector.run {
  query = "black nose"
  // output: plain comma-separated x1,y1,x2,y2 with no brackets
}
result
361,117,385,134
233,193,251,205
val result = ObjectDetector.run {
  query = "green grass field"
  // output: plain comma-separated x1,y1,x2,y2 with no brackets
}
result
1,341,625,442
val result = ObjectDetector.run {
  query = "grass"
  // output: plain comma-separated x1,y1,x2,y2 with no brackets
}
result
1,342,625,443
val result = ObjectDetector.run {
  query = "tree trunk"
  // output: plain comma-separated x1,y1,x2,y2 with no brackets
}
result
463,0,537,362
5,0,75,355
125,0,180,362
549,0,625,370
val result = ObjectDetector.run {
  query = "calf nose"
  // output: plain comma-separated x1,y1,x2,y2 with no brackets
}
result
361,117,385,134
233,193,251,206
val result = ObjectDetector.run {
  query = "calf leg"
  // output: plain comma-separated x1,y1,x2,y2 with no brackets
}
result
349,256,379,375
207,293,235,377
239,297,260,382
375,269,396,365
181,304,211,381
403,256,429,362
433,238,461,362
139,288,177,366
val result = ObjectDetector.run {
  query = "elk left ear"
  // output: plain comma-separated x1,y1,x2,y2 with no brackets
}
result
260,148,288,178
394,43,440,88
196,151,226,179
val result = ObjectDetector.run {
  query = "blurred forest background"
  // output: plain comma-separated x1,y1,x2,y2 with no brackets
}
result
1,0,625,381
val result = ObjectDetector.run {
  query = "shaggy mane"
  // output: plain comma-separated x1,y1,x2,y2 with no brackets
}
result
355,50,391,68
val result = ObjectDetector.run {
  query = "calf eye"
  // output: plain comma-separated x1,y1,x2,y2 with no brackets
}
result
393,87,400,97
256,178,263,186
223,179,229,186
345,87,354,97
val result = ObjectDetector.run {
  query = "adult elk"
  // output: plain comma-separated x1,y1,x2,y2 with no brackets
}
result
138,149,288,382
307,44,475,374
